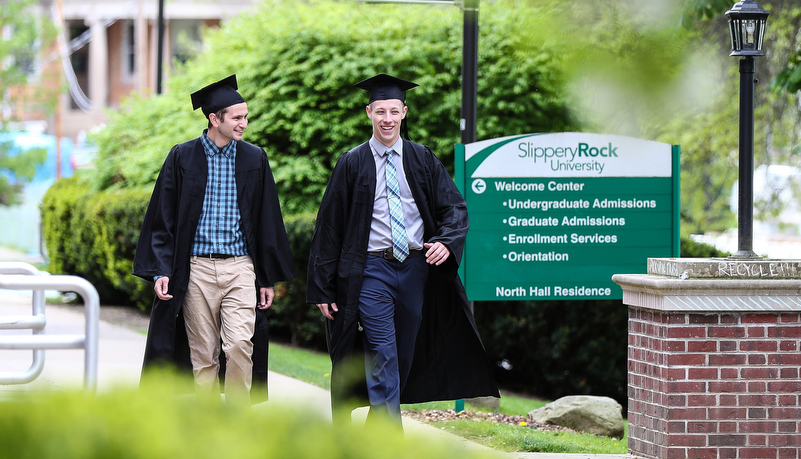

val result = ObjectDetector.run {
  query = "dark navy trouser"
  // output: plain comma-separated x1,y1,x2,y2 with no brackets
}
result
358,254,428,424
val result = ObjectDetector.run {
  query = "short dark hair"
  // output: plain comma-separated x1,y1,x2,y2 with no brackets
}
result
207,107,229,129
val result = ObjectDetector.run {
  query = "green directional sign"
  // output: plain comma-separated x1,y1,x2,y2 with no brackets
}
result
455,132,680,301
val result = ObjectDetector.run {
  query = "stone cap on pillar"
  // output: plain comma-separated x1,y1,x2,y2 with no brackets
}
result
646,257,801,280
612,258,801,313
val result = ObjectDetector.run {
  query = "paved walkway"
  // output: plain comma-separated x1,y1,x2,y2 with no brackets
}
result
0,248,628,459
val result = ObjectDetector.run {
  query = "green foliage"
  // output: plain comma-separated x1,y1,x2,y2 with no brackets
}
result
763,3,801,159
659,98,739,235
89,88,199,190
682,234,731,258
678,0,734,25
670,1,801,232
772,51,801,94
0,0,58,205
40,175,153,307
539,0,697,138
526,1,801,235
40,176,88,276
269,212,326,349
473,298,628,405
89,0,576,213
0,371,497,459
472,236,729,407
0,0,55,89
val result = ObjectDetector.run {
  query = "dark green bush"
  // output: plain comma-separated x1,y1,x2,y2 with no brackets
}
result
0,371,495,459
41,176,153,308
40,176,86,276
474,298,628,404
473,236,730,407
681,235,731,258
269,212,326,350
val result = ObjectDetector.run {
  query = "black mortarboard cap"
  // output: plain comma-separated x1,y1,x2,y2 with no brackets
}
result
190,74,245,118
354,73,418,103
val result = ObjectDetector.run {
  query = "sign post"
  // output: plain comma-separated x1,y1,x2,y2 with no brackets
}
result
456,132,680,301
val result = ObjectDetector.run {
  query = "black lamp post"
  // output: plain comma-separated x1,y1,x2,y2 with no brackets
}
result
725,0,769,259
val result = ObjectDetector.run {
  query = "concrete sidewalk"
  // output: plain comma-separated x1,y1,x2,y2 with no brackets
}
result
0,252,627,459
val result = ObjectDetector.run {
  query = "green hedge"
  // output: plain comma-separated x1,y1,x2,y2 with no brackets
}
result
40,176,153,306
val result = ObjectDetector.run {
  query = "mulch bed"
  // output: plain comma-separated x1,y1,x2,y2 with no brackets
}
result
402,409,578,433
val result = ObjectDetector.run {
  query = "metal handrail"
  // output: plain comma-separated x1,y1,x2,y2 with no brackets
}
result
0,262,99,391
0,263,47,385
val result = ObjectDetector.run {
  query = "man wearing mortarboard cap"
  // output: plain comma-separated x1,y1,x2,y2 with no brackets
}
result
307,73,499,427
133,74,295,405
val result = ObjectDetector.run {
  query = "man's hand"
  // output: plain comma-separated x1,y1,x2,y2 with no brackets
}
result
424,242,450,266
154,277,173,300
259,286,275,310
316,303,338,320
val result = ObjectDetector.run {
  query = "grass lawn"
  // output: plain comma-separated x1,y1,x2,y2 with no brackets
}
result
269,341,628,454
431,421,627,454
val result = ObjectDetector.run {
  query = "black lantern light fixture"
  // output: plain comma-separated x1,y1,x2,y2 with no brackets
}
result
725,0,770,259
726,0,769,57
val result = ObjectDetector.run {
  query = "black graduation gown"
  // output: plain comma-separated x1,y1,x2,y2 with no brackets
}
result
307,140,499,412
132,137,295,397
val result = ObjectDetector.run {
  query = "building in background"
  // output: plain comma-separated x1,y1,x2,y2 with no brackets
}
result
1,0,258,256
11,0,259,141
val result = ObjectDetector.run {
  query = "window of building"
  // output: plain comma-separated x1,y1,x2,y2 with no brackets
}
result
67,21,89,110
121,19,136,82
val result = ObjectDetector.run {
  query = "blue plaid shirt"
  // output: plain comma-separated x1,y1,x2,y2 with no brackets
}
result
191,131,248,256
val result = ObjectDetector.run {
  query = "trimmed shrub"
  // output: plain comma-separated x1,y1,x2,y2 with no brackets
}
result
41,176,153,308
40,176,86,276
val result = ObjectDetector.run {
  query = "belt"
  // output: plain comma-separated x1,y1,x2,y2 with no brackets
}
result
367,248,423,261
196,253,235,260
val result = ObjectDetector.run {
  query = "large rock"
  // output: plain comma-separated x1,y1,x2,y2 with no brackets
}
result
528,395,624,438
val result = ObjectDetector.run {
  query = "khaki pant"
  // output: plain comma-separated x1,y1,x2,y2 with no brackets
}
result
183,255,256,404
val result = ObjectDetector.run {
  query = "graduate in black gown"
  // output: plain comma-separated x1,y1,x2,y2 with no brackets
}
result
133,75,294,404
307,74,498,426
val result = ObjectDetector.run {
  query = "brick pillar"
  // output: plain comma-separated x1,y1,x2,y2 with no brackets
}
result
615,259,801,459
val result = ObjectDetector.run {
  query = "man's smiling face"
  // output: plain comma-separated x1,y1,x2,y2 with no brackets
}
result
366,99,407,147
